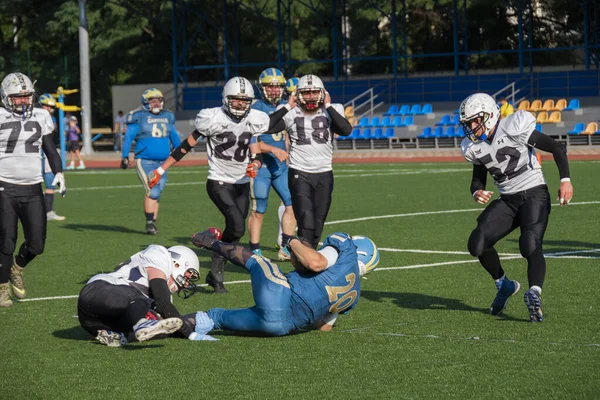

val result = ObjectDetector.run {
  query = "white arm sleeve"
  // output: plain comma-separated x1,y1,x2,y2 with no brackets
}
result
318,246,339,270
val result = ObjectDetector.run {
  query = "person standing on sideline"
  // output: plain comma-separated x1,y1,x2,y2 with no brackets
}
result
120,88,181,235
65,115,85,170
113,110,126,152
459,92,573,322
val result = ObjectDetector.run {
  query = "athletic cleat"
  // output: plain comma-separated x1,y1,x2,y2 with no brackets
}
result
146,221,158,235
524,288,544,322
205,271,228,294
96,330,128,347
66,163,75,170
490,278,520,316
0,283,13,307
134,317,183,342
9,265,26,299
76,162,86,170
277,246,291,261
252,249,263,257
46,211,66,221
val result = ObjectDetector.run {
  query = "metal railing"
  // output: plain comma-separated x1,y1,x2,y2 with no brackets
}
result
344,88,385,121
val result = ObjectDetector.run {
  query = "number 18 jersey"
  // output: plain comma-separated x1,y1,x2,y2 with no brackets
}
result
281,104,345,173
195,107,270,184
461,110,545,195
0,107,53,185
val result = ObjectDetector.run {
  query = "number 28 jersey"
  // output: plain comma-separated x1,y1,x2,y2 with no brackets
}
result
195,107,269,184
0,107,54,185
460,110,545,195
281,104,345,173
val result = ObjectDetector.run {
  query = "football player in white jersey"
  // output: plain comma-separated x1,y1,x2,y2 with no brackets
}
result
0,72,67,307
459,93,573,322
78,244,216,346
146,77,285,293
267,74,353,249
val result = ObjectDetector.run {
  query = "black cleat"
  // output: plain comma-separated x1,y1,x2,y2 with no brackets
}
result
205,271,228,294
146,221,158,235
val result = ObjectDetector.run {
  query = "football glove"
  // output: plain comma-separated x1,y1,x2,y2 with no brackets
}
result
191,228,223,249
147,168,163,188
120,157,129,169
245,161,261,178
51,172,67,197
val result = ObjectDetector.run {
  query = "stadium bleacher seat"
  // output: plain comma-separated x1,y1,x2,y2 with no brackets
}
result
399,105,410,115
409,104,421,115
530,99,543,112
435,115,451,126
360,128,373,139
548,111,561,123
457,125,465,137
403,116,414,126
372,128,383,139
581,122,598,135
344,106,357,126
564,99,581,111
383,105,399,116
417,127,433,139
433,126,444,137
357,117,369,127
568,123,585,135
384,127,395,138
381,116,392,127
553,98,567,111
517,100,530,111
535,123,543,132
369,116,381,127
392,116,403,127
536,111,549,124
542,99,555,111
421,104,433,114
449,114,460,125
445,126,457,137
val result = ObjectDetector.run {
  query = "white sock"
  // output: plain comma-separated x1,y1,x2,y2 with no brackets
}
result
277,203,285,246
530,285,542,295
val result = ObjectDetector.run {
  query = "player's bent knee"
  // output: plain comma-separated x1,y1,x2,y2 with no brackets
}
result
519,231,540,258
260,321,290,337
467,228,485,257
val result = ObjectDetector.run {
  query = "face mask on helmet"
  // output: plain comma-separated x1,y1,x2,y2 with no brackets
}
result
1,72,35,120
222,77,255,121
459,93,500,143
258,68,286,105
142,88,164,114
352,235,380,277
297,74,325,112
168,245,200,299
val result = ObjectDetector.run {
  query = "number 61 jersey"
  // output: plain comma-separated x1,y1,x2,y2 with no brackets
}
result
281,103,345,173
0,107,53,185
195,107,270,184
460,110,545,195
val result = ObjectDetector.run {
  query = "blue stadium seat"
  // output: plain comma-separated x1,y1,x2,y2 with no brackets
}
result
360,128,373,139
357,117,369,127
445,126,456,137
432,126,445,137
399,105,411,115
535,123,543,132
564,99,581,111
381,116,392,127
457,125,465,138
421,104,433,114
435,115,451,126
417,127,433,139
369,117,381,127
568,122,585,135
384,127,395,138
409,104,421,115
392,116,403,127
383,105,399,116
449,114,460,125
403,115,414,126
373,128,384,138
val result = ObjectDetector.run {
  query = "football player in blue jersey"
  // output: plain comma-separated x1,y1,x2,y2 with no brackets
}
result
248,68,296,260
38,93,66,221
121,88,181,235
189,228,379,337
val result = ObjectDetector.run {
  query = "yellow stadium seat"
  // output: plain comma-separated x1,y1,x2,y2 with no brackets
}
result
517,100,530,111
548,111,561,123
344,106,357,126
542,99,555,111
553,98,567,111
529,99,543,112
581,122,599,135
536,111,549,124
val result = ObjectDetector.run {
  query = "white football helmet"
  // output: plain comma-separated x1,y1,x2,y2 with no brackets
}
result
168,245,200,298
297,74,325,112
1,72,35,119
222,76,255,120
459,93,500,142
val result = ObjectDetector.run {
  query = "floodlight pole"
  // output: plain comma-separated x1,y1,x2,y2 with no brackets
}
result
79,0,93,154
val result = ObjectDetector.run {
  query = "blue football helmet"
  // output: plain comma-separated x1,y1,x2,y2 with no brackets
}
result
285,77,299,96
38,93,57,108
352,235,380,276
141,88,164,114
258,68,286,105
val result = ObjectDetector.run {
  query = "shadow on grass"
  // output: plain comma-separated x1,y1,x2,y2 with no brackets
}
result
507,239,600,253
52,326,164,349
60,223,142,235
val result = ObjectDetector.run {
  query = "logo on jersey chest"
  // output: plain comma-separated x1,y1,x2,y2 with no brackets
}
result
146,117,169,124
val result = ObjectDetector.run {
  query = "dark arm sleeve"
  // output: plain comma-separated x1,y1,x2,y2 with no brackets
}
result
470,164,487,195
265,107,289,133
327,106,353,136
148,278,194,337
527,130,570,179
42,135,63,174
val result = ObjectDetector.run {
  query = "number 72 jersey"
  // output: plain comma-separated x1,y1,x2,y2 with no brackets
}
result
281,103,345,173
0,107,53,185
460,110,545,195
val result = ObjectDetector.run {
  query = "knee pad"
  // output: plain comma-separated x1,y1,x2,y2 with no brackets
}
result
467,228,485,257
147,185,161,201
252,197,268,214
519,231,540,258
0,239,17,256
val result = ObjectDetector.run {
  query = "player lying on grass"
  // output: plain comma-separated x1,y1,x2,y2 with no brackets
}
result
188,228,379,338
77,244,216,346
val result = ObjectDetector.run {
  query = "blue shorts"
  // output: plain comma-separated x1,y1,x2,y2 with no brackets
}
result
135,158,167,200
43,172,55,189
250,163,291,214
207,255,296,336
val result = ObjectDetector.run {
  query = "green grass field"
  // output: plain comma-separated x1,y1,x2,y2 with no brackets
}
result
1,161,598,399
